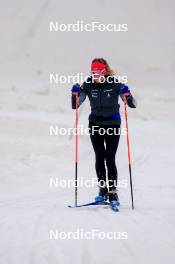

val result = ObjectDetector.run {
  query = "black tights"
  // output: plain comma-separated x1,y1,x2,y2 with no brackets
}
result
89,122,120,191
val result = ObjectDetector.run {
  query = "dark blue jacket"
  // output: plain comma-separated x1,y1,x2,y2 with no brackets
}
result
72,76,137,125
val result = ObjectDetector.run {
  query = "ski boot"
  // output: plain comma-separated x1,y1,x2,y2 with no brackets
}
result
95,187,108,203
108,189,120,211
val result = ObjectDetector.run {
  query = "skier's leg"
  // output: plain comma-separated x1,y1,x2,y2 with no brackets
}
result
89,122,108,196
105,126,120,198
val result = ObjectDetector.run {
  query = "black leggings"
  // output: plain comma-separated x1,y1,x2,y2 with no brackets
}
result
89,122,120,191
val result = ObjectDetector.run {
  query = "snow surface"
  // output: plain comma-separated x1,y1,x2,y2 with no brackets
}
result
0,0,175,263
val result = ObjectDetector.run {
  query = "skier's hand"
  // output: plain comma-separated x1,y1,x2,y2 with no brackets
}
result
119,86,130,96
71,84,80,109
71,84,80,94
120,86,137,108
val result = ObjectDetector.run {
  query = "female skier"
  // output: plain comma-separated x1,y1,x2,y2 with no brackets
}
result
71,58,137,207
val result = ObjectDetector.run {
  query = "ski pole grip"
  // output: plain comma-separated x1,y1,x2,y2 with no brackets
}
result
124,92,130,97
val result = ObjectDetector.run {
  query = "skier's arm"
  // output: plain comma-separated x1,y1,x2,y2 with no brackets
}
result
119,85,137,108
71,83,87,109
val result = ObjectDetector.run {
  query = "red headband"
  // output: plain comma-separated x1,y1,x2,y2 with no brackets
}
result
91,61,106,71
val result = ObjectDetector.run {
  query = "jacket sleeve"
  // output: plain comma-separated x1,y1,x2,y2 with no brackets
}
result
71,84,87,109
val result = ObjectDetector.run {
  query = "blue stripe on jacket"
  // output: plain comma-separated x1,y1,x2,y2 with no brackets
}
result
89,112,121,120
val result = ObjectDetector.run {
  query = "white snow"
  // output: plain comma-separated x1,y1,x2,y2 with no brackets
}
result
0,0,175,263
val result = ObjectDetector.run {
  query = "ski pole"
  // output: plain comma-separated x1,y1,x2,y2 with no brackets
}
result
72,92,79,207
124,94,134,210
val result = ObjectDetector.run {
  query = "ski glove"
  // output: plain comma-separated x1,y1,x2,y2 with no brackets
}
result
71,84,80,94
71,84,80,109
120,86,137,108
119,85,130,96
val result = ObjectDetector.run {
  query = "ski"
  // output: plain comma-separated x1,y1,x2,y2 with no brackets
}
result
68,201,108,208
68,200,119,211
